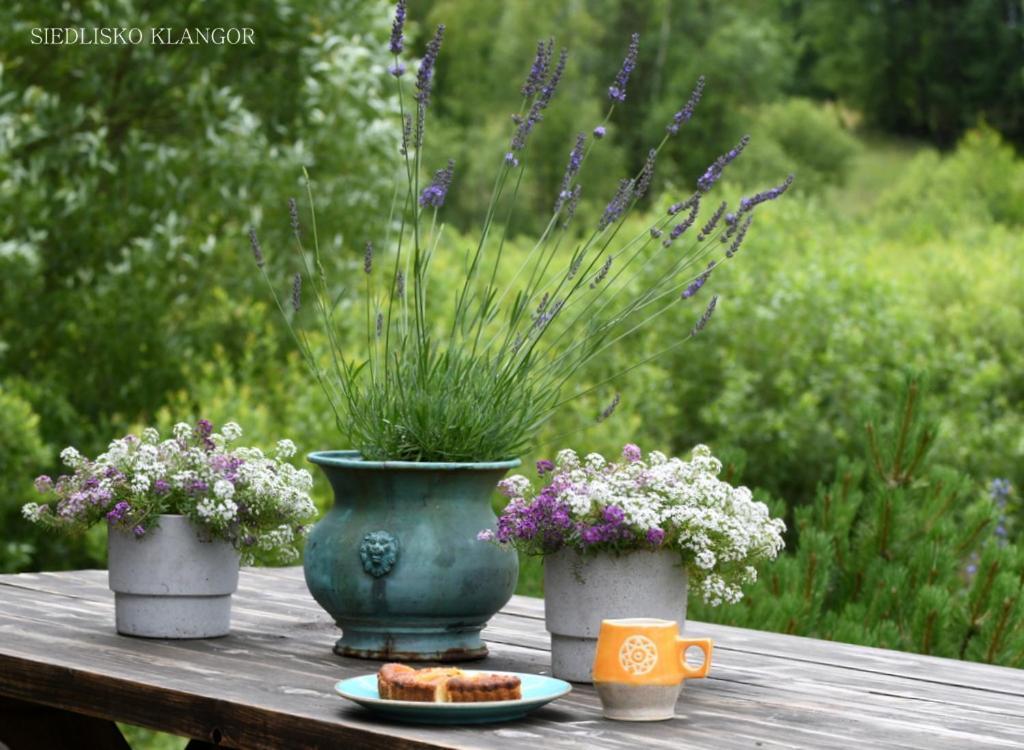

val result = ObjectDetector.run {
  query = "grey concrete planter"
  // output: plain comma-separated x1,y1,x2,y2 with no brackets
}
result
107,514,241,638
543,548,688,683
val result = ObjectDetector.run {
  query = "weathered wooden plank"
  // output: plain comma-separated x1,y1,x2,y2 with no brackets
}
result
3,578,1024,749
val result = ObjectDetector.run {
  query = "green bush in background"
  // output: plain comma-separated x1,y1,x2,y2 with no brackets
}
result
690,379,1024,668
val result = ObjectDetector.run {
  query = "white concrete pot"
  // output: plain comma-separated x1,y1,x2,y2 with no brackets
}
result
543,548,688,683
107,514,241,638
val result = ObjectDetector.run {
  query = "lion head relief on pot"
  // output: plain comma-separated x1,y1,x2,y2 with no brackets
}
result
359,530,399,577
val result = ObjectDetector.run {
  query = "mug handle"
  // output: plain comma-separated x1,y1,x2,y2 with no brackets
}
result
677,637,713,679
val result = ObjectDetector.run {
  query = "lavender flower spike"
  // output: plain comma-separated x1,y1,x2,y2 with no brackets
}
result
555,133,586,212
667,76,705,135
697,135,750,192
288,197,300,238
590,256,612,289
698,201,727,242
599,178,634,230
608,33,640,102
291,272,302,311
508,48,568,161
419,159,455,207
363,241,373,274
414,25,446,147
726,216,754,258
682,261,716,299
521,38,553,98
389,0,406,55
248,227,264,268
691,295,718,336
635,149,657,200
597,392,621,422
739,174,795,212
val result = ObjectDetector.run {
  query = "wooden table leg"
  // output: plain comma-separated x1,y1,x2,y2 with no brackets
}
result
0,694,131,750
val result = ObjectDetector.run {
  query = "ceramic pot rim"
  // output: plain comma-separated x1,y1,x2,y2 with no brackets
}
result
307,450,521,472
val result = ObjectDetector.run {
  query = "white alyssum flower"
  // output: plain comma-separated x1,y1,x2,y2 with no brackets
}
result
60,447,83,468
275,439,297,459
221,422,243,442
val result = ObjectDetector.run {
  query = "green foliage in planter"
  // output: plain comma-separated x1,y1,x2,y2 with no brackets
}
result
690,380,1024,667
0,385,49,571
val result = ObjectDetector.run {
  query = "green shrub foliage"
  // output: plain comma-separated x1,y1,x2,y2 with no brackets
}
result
690,380,1024,668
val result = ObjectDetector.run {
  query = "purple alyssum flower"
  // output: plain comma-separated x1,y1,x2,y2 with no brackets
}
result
608,32,639,102
646,527,666,546
667,76,705,135
419,159,455,207
537,459,555,476
153,479,171,495
389,0,406,55
34,475,53,493
106,501,131,523
132,525,146,538
697,135,750,192
622,444,642,462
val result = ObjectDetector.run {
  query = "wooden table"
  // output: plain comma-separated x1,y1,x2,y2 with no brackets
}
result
1,567,1022,749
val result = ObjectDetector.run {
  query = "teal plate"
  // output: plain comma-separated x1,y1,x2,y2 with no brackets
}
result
335,671,572,725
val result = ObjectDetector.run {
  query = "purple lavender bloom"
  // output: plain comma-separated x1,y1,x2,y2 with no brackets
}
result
667,76,705,135
663,201,700,248
537,459,555,476
364,241,373,274
562,185,582,228
590,256,612,289
691,295,718,336
650,227,662,239
697,135,750,192
508,48,568,162
593,125,606,139
990,478,1012,503
635,149,656,201
521,38,554,98
288,197,300,238
388,62,406,78
389,0,406,54
395,270,406,299
726,216,753,258
555,133,586,212
291,272,302,311
698,201,727,242
599,178,634,230
739,174,795,212
646,527,666,546
414,25,446,147
966,562,978,575
597,393,621,422
622,444,641,462
34,475,53,493
132,525,146,538
608,33,640,102
248,227,264,268
419,159,455,207
477,529,496,542
400,114,412,156
682,261,715,299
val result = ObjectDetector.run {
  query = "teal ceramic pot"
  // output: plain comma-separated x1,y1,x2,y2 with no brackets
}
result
303,451,520,662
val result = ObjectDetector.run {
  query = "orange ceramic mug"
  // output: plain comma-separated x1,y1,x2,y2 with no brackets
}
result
592,618,713,721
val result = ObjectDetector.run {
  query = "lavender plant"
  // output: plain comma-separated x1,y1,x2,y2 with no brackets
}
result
21,421,317,563
250,3,793,462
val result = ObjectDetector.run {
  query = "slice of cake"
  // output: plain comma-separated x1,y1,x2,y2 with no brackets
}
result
376,663,522,703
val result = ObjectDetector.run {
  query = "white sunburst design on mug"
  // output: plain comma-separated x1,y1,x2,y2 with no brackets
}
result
618,635,659,675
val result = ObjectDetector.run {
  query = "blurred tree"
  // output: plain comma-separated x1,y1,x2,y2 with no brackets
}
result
794,0,1024,146
0,0,400,454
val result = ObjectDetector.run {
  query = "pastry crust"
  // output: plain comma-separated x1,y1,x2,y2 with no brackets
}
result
377,663,522,703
